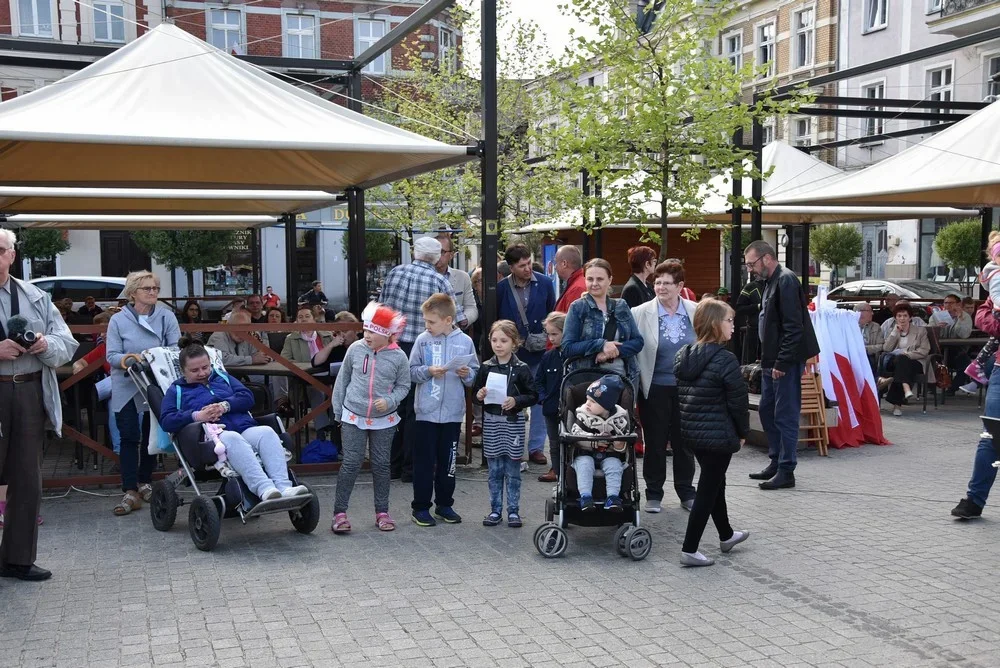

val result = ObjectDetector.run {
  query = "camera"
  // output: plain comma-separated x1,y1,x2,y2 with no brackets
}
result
11,330,37,349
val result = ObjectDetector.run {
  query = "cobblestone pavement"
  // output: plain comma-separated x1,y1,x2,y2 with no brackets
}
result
3,399,999,667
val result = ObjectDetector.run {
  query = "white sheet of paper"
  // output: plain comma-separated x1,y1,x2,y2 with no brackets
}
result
445,354,477,372
485,371,508,405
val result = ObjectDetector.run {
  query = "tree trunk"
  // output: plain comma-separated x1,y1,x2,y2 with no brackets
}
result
658,165,670,262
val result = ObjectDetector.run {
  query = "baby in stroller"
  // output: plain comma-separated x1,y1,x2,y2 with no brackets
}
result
159,337,309,501
570,374,630,511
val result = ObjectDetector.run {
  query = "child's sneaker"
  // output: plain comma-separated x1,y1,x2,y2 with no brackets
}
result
965,361,988,386
434,507,462,524
411,510,436,527
604,495,623,512
483,512,503,526
580,495,595,511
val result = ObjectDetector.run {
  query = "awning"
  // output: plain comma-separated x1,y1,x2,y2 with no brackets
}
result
4,214,279,229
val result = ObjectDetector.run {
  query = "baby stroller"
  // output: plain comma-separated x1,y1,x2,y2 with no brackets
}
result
534,365,651,560
126,346,321,551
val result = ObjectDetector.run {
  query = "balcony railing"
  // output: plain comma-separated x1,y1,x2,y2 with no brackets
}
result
943,0,1000,18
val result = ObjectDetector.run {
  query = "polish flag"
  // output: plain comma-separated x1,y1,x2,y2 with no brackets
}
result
810,308,890,448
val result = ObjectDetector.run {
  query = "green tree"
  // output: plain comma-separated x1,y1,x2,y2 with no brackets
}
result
538,0,807,260
17,229,70,261
809,224,863,286
133,230,235,295
934,218,982,281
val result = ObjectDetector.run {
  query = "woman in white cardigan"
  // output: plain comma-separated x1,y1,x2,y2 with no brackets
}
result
631,260,699,514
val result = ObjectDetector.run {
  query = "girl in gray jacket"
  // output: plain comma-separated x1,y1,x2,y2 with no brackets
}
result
330,303,410,534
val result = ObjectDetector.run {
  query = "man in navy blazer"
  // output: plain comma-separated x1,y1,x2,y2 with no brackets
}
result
497,244,555,465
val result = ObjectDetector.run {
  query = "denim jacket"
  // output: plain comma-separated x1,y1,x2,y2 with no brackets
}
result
561,294,643,386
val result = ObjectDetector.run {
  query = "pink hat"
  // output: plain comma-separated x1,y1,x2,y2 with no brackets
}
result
362,302,406,338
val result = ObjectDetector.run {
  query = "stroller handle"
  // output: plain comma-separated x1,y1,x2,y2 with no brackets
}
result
120,353,143,369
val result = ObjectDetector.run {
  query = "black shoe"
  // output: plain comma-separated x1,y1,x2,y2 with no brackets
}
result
951,497,983,519
749,465,778,481
759,470,795,490
0,563,51,581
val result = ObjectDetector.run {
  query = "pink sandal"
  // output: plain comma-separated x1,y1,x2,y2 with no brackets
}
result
375,512,395,532
331,512,351,534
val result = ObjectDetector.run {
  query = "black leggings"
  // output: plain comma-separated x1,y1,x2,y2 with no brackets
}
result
682,451,734,554
881,354,923,406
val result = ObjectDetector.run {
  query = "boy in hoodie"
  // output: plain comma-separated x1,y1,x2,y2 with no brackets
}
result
569,375,630,511
409,293,479,526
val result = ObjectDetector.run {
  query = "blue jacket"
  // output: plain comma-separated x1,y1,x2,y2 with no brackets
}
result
496,271,555,365
410,327,479,424
160,370,257,434
535,347,564,417
562,294,644,386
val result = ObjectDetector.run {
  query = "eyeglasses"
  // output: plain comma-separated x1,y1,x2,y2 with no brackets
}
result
0,247,12,253
137,286,160,293
744,256,763,270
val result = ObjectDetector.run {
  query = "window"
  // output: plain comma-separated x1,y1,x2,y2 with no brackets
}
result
793,117,812,147
208,8,243,55
761,122,774,145
927,65,953,122
927,0,942,13
987,55,1000,99
862,82,885,137
17,0,53,37
793,7,815,69
285,14,316,58
863,0,887,33
756,22,775,78
93,0,125,42
358,19,387,74
723,31,742,71
439,28,455,73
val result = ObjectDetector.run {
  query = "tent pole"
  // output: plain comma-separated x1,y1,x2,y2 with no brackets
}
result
347,188,367,314
251,228,261,295
480,0,499,343
981,207,994,300
750,109,763,242
730,129,744,298
784,225,793,268
801,223,811,294
282,214,297,318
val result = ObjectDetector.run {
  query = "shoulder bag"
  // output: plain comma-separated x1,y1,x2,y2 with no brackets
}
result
509,281,548,352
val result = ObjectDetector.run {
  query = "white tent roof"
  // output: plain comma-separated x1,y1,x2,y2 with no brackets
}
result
4,214,278,230
768,100,1000,207
0,23,473,192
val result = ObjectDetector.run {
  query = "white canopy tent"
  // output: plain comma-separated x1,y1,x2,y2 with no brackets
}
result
767,100,1000,207
3,214,279,230
0,23,474,196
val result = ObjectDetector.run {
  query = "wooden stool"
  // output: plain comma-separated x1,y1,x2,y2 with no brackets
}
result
799,357,829,456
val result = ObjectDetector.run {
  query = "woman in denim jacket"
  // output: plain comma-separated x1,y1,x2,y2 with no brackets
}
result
562,258,643,387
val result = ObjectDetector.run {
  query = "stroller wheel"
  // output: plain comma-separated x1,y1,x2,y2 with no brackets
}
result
289,485,321,534
534,523,568,559
544,499,555,523
626,527,652,561
188,496,222,552
150,480,180,532
614,524,633,557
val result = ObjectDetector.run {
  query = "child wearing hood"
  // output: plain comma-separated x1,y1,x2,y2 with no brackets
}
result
330,303,411,534
569,374,630,511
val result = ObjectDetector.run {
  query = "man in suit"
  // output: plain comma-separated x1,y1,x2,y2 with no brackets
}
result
743,240,820,490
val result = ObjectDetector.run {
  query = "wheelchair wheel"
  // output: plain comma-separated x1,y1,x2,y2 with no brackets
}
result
534,523,567,559
626,527,652,561
150,480,179,532
614,524,632,557
189,496,221,552
289,485,321,534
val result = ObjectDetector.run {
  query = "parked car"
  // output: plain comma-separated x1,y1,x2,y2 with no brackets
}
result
29,276,127,313
827,279,966,310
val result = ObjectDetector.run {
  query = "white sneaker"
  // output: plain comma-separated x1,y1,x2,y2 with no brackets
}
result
720,530,749,554
644,499,662,513
281,485,309,498
680,551,714,567
259,487,281,501
957,382,979,396
892,407,903,417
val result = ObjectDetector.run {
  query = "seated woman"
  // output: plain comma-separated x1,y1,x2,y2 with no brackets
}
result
282,305,336,430
160,337,309,500
879,301,930,417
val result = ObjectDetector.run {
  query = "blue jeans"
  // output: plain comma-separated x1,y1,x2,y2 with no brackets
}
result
967,366,1000,507
487,456,521,515
759,364,803,473
572,454,624,498
527,363,545,454
116,401,154,492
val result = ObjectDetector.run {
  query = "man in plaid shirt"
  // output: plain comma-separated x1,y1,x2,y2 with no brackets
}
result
379,236,456,480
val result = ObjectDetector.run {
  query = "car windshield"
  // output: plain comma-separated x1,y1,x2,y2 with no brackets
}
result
894,281,962,298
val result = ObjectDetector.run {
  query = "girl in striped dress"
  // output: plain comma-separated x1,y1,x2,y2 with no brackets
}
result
473,320,539,528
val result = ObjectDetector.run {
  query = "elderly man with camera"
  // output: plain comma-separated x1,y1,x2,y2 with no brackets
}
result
0,228,77,582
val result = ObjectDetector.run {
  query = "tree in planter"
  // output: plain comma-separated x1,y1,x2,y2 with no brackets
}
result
809,224,863,287
537,0,807,260
18,229,70,277
133,230,235,296
933,218,983,286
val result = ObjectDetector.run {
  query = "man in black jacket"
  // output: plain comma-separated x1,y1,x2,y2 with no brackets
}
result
743,241,820,490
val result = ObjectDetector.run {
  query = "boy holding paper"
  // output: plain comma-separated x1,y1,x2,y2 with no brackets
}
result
409,293,480,527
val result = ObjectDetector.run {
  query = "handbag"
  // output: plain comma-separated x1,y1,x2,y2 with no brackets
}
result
740,363,762,394
592,300,626,374
509,281,547,352
934,362,952,390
